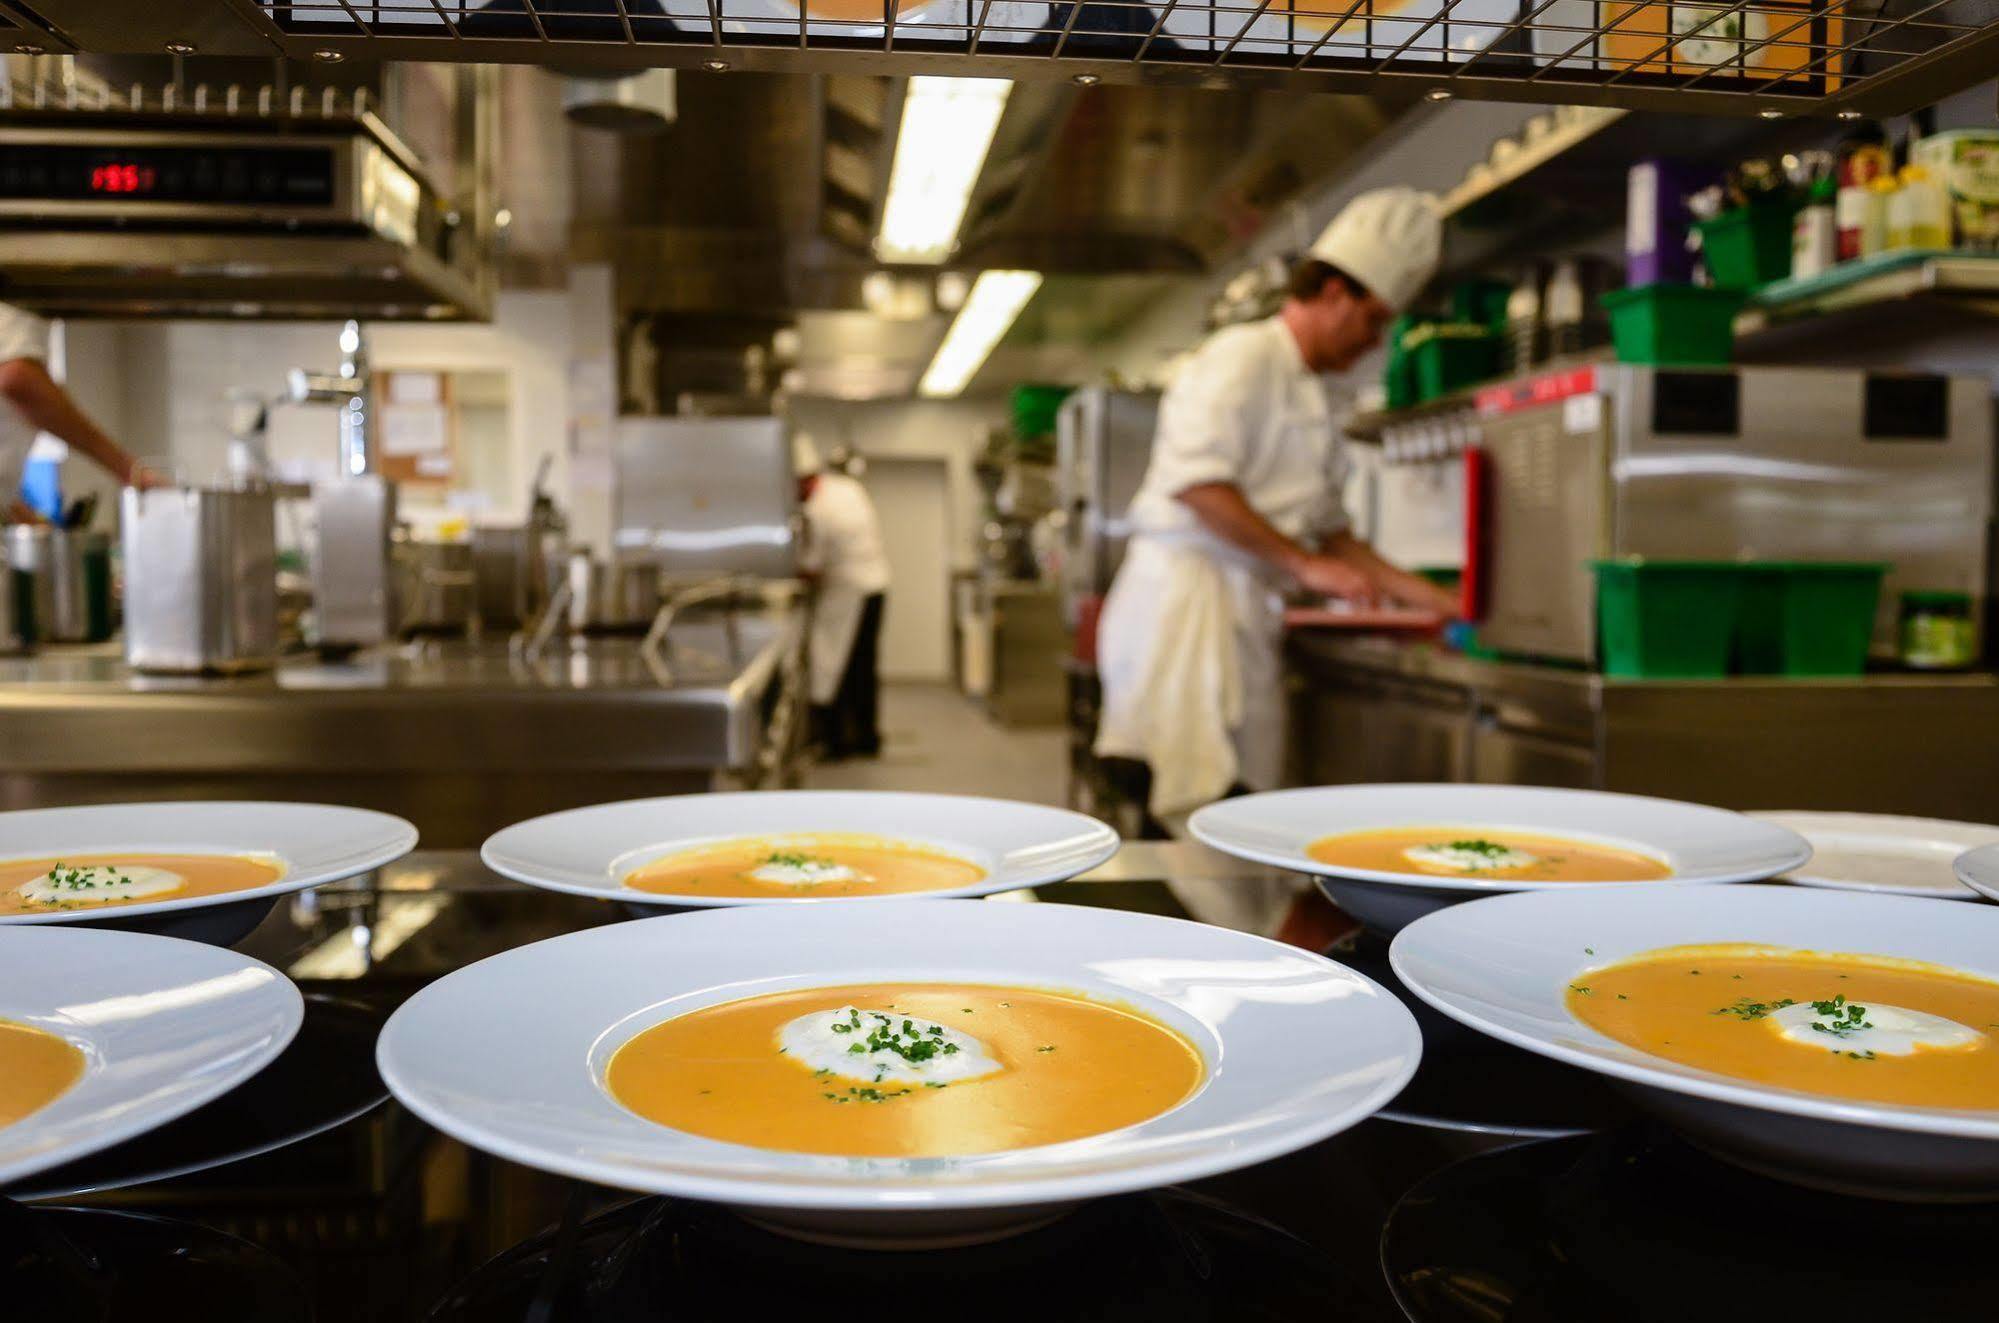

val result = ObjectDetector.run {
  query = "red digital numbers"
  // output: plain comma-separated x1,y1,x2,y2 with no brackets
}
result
89,162,157,194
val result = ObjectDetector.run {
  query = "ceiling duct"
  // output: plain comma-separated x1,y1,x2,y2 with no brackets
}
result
562,68,676,135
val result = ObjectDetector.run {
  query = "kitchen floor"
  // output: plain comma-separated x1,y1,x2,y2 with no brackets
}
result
801,682,1069,806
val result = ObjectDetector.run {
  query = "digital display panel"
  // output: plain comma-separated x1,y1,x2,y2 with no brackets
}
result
0,144,337,206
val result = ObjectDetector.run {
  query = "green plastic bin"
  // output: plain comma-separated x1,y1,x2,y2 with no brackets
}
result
1600,284,1745,365
1405,323,1500,402
1735,562,1886,677
1592,560,1742,679
1695,202,1796,290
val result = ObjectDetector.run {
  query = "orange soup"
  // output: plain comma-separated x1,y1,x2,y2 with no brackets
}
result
604,983,1205,1157
1308,828,1673,882
0,853,285,915
0,1017,85,1127
1567,945,1999,1109
623,834,986,900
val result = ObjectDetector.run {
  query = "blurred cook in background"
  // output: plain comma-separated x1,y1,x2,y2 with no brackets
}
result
795,434,892,761
1095,187,1458,837
0,300,154,519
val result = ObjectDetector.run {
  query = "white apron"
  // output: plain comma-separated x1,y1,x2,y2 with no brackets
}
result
808,581,867,705
1093,534,1288,820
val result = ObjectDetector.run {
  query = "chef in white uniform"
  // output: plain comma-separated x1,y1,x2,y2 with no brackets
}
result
0,301,152,511
795,435,892,759
1094,188,1458,837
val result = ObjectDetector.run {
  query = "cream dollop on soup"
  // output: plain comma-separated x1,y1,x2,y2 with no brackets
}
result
622,835,986,899
1308,828,1673,882
604,983,1205,1157
1567,944,1999,1108
0,853,285,915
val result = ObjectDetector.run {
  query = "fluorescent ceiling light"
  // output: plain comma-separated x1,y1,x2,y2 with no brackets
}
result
876,77,1012,265
918,269,1041,399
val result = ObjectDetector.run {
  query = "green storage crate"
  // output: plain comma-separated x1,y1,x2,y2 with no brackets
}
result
1592,560,1742,679
1405,322,1500,402
1600,284,1745,365
1736,562,1886,677
1695,202,1796,290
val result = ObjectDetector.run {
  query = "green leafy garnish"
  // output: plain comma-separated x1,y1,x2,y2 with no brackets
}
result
1714,997,1797,1021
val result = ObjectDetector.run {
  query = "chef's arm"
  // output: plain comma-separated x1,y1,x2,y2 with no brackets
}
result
1319,530,1461,615
1175,481,1377,604
0,358,149,487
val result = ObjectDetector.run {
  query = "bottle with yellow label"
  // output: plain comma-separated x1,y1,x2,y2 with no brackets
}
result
1887,164,1952,251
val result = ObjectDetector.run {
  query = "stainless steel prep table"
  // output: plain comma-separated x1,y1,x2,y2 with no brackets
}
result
1287,633,1999,820
0,606,806,847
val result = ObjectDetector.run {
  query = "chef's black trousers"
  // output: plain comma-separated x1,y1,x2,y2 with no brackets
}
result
814,591,885,759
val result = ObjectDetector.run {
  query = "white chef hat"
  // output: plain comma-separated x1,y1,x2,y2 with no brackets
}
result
1306,187,1442,313
791,432,823,476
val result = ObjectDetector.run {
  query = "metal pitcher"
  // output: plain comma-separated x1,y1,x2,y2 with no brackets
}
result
122,485,280,674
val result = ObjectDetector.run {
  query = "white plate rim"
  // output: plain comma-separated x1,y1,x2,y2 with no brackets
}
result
479,791,1122,907
1956,842,1999,904
1389,883,1999,1141
1189,783,1811,893
0,927,305,1187
1752,810,1998,900
0,801,419,926
376,901,1423,1209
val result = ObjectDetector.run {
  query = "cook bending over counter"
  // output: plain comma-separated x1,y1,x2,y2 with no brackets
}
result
1095,187,1459,850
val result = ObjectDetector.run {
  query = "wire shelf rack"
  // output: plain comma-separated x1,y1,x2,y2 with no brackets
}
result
249,0,1997,117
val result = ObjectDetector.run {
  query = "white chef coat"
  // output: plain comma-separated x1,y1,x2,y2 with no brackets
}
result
1095,316,1351,817
799,471,892,703
0,302,50,501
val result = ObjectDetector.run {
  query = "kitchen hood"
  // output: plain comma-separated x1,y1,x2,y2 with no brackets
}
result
0,95,492,321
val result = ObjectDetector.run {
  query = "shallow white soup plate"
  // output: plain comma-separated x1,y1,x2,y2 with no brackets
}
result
1955,842,1999,904
1753,811,1999,901
1391,884,1999,1200
481,791,1121,908
0,927,303,1188
0,802,419,939
1191,784,1810,934
376,899,1422,1246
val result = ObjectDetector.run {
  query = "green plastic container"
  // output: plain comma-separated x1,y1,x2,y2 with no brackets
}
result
1593,560,1743,679
1696,202,1797,290
1600,284,1745,365
1736,563,1887,677
1405,323,1500,402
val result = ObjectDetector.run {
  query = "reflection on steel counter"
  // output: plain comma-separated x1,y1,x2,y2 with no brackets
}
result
0,594,807,848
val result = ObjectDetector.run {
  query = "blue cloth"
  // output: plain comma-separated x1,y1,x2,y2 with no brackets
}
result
18,455,61,521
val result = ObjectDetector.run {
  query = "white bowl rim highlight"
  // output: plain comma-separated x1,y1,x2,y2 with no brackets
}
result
0,801,419,926
481,790,1121,907
1390,883,1999,1141
376,899,1423,1209
1191,783,1811,893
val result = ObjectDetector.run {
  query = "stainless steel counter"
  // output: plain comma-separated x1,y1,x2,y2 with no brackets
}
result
0,605,806,846
1286,632,1999,819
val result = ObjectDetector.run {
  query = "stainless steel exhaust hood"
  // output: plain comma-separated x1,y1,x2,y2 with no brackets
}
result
0,90,493,320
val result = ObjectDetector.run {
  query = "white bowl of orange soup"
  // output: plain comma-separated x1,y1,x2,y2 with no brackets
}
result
1392,884,1999,1200
376,898,1421,1245
1191,784,1811,933
0,802,419,937
0,926,302,1188
481,791,1119,909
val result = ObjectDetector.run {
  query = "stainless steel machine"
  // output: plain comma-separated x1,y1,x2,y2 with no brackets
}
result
1053,386,1159,625
290,321,398,651
1472,363,1994,664
611,417,799,580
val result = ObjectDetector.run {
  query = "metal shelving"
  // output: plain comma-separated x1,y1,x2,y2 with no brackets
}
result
16,0,1999,120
